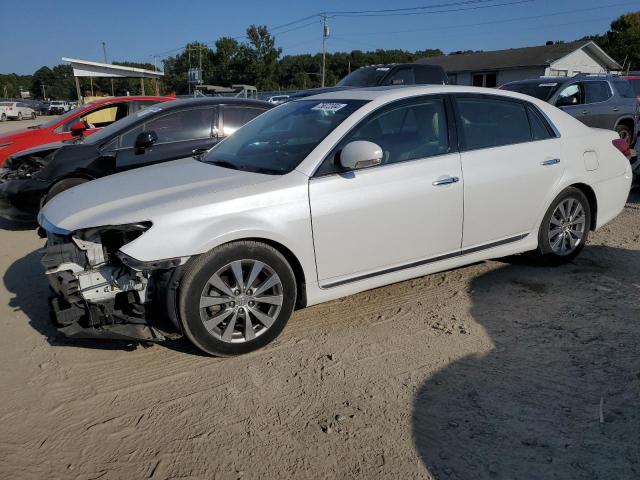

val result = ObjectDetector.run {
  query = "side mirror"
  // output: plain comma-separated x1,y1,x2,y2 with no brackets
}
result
70,121,87,136
134,131,158,152
339,140,383,170
192,147,209,159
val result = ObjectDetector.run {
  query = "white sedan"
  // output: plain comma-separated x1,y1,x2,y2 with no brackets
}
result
39,85,633,356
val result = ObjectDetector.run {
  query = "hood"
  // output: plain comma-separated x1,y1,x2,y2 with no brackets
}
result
9,141,68,159
40,157,287,232
0,127,45,144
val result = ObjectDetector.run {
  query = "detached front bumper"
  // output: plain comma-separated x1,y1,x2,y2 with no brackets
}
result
0,174,46,222
41,226,184,343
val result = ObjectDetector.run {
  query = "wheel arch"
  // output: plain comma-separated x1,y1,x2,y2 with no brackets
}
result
45,172,95,194
568,182,598,230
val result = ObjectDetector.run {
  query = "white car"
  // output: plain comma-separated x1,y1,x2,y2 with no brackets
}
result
0,101,37,121
39,86,633,356
48,101,70,115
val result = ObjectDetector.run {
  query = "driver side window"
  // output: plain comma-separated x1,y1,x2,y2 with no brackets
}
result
556,84,584,107
316,97,449,176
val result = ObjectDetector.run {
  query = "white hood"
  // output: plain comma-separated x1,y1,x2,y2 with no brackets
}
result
40,157,287,232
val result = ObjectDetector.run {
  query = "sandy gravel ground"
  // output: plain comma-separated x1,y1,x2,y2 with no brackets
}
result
0,117,638,479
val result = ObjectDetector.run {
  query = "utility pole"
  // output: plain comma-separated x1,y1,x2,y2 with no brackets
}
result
41,84,46,100
321,14,329,88
102,41,115,96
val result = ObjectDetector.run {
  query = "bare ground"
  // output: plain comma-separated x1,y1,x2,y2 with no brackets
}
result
0,191,638,480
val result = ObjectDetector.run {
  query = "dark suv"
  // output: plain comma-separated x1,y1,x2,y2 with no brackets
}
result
287,63,447,100
502,74,638,145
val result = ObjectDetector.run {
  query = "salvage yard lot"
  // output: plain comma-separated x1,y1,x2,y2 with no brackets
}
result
0,118,638,479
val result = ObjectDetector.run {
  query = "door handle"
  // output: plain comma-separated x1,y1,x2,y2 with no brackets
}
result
541,158,560,166
432,176,460,186
612,107,619,112
581,110,590,115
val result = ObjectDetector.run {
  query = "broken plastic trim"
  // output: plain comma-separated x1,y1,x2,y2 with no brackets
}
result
116,251,187,272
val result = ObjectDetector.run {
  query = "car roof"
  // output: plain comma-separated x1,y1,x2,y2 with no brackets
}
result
298,84,545,102
152,97,272,110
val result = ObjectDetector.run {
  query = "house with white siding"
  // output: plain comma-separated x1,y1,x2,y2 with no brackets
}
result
416,41,621,87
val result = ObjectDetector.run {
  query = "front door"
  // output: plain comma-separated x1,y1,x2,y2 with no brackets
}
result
309,96,463,285
115,106,217,171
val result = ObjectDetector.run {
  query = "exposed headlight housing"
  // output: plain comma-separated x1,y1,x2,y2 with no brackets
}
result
72,222,152,259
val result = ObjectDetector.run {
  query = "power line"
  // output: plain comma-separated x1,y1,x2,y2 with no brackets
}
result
335,0,638,36
325,0,510,15
327,0,534,18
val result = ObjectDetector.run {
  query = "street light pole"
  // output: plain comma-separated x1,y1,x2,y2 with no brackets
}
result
321,14,329,88
102,41,115,96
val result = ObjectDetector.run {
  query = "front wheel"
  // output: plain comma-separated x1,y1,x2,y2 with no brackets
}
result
178,241,297,356
42,177,89,206
530,187,591,265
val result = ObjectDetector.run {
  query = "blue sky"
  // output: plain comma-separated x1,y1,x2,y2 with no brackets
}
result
1,0,637,74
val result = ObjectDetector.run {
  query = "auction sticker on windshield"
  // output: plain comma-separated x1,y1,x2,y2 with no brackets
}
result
312,103,348,112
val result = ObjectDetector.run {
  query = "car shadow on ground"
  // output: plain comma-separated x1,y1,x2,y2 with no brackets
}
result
0,219,38,231
412,245,640,479
3,248,207,356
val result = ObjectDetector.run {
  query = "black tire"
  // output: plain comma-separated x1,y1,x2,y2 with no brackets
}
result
17,112,22,121
530,187,591,266
43,177,89,206
178,241,297,356
31,112,36,120
0,113,5,122
616,124,633,145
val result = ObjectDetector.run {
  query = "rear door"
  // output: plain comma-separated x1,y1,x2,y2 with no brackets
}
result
454,94,564,248
115,106,217,171
582,80,614,129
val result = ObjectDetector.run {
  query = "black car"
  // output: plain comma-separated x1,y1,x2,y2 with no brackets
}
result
287,63,447,100
0,97,271,223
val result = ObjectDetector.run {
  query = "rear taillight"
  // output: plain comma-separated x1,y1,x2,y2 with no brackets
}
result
612,138,631,157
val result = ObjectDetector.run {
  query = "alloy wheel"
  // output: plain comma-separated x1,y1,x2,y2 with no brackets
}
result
548,197,587,256
199,260,284,343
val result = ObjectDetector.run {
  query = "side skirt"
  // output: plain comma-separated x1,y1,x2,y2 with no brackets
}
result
321,233,528,289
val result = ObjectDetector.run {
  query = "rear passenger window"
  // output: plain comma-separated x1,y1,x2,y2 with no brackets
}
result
457,98,531,150
222,107,265,136
584,81,612,103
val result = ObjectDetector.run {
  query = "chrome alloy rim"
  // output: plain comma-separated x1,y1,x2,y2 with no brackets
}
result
199,260,283,343
549,198,586,256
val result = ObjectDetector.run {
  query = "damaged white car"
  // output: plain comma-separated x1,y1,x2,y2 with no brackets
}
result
39,86,633,356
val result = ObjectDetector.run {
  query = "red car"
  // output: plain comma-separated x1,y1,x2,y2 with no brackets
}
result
0,95,175,166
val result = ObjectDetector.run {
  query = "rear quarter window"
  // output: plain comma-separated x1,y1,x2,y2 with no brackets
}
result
613,79,636,98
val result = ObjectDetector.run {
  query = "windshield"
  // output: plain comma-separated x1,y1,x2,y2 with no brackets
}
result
0,102,13,106
336,67,389,87
202,99,367,174
501,82,560,101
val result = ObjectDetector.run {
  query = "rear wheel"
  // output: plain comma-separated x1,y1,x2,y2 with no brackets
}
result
616,124,632,145
178,241,297,356
530,187,591,265
43,177,89,206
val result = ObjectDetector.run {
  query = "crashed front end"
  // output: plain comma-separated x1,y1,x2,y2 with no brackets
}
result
39,217,186,342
